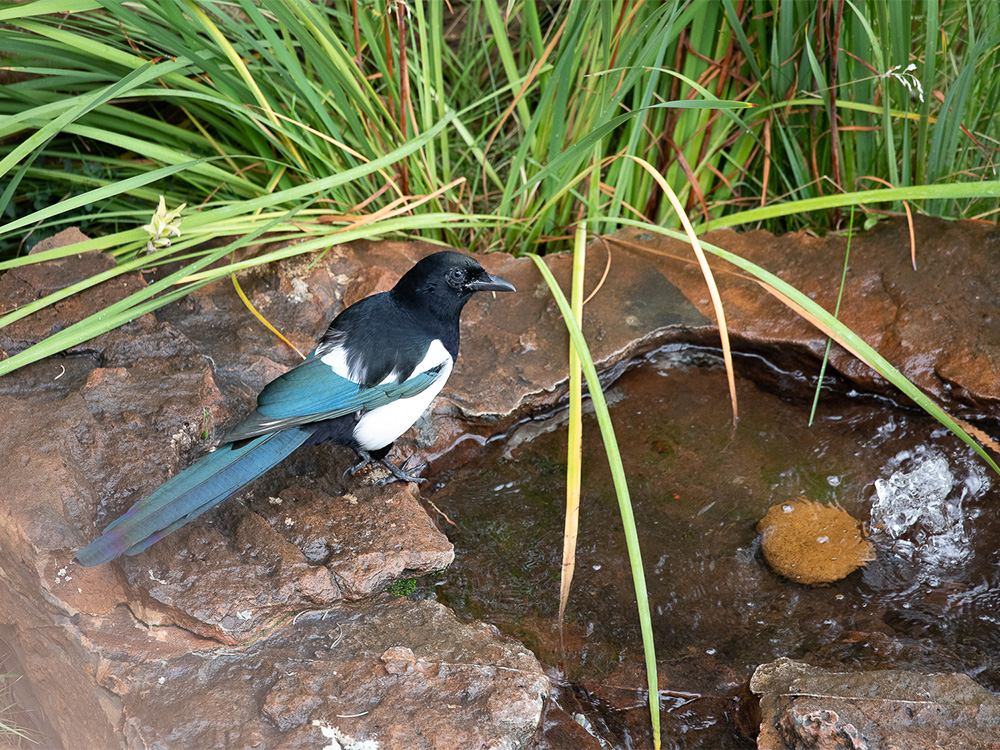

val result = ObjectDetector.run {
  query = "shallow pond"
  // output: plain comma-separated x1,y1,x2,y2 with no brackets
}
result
428,345,1000,749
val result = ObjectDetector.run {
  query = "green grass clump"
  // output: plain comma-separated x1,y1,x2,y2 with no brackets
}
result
2,0,992,377
3,1,997,261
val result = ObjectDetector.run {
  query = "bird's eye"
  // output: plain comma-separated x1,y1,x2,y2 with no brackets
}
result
447,268,465,286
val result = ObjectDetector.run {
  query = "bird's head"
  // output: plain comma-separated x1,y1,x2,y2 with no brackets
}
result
392,251,516,319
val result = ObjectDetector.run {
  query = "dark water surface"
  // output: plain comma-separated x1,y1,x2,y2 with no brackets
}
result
428,345,1000,748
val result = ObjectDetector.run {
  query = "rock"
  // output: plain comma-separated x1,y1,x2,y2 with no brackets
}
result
80,598,547,750
256,484,455,600
778,706,868,750
757,499,875,586
0,229,146,363
254,599,547,750
608,216,1000,420
752,657,1000,749
0,232,547,747
152,237,709,474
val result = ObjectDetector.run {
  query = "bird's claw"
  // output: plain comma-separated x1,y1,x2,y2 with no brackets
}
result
343,456,372,478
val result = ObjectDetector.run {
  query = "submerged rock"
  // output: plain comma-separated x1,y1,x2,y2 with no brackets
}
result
757,499,875,586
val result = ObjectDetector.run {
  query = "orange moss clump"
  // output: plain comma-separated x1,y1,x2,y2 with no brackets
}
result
757,498,875,586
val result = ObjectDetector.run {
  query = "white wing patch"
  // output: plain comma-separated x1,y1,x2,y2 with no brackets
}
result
320,345,353,379
352,339,453,450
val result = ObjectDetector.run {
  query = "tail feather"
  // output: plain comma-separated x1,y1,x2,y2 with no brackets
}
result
75,428,312,566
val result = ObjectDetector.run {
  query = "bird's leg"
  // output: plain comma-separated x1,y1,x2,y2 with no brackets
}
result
345,446,427,485
344,448,375,478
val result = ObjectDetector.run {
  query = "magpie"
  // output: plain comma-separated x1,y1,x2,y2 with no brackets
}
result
75,251,515,567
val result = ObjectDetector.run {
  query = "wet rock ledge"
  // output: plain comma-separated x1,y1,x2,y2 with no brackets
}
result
1,216,999,747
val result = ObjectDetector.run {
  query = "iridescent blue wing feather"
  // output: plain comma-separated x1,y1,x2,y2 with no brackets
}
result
223,357,446,442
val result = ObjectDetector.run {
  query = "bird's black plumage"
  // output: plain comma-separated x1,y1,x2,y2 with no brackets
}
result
75,251,515,566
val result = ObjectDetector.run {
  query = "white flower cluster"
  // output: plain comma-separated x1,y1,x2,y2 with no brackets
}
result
883,63,925,103
142,195,186,254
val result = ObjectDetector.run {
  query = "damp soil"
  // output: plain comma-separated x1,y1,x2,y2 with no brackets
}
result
427,345,1000,749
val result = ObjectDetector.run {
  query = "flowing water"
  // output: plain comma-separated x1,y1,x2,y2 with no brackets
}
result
427,345,1000,749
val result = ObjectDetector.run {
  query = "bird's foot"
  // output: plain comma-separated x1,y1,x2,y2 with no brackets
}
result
345,449,426,486
374,456,428,486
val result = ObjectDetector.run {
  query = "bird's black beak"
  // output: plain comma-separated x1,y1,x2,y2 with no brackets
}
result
467,272,516,294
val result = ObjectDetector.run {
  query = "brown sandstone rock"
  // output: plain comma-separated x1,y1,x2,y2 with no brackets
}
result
151,236,709,473
752,657,1000,749
608,215,1000,419
95,598,548,750
0,230,547,747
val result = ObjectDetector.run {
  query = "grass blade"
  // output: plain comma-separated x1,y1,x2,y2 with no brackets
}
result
558,222,586,630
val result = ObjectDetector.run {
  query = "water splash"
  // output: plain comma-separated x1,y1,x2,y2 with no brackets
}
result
871,454,970,571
